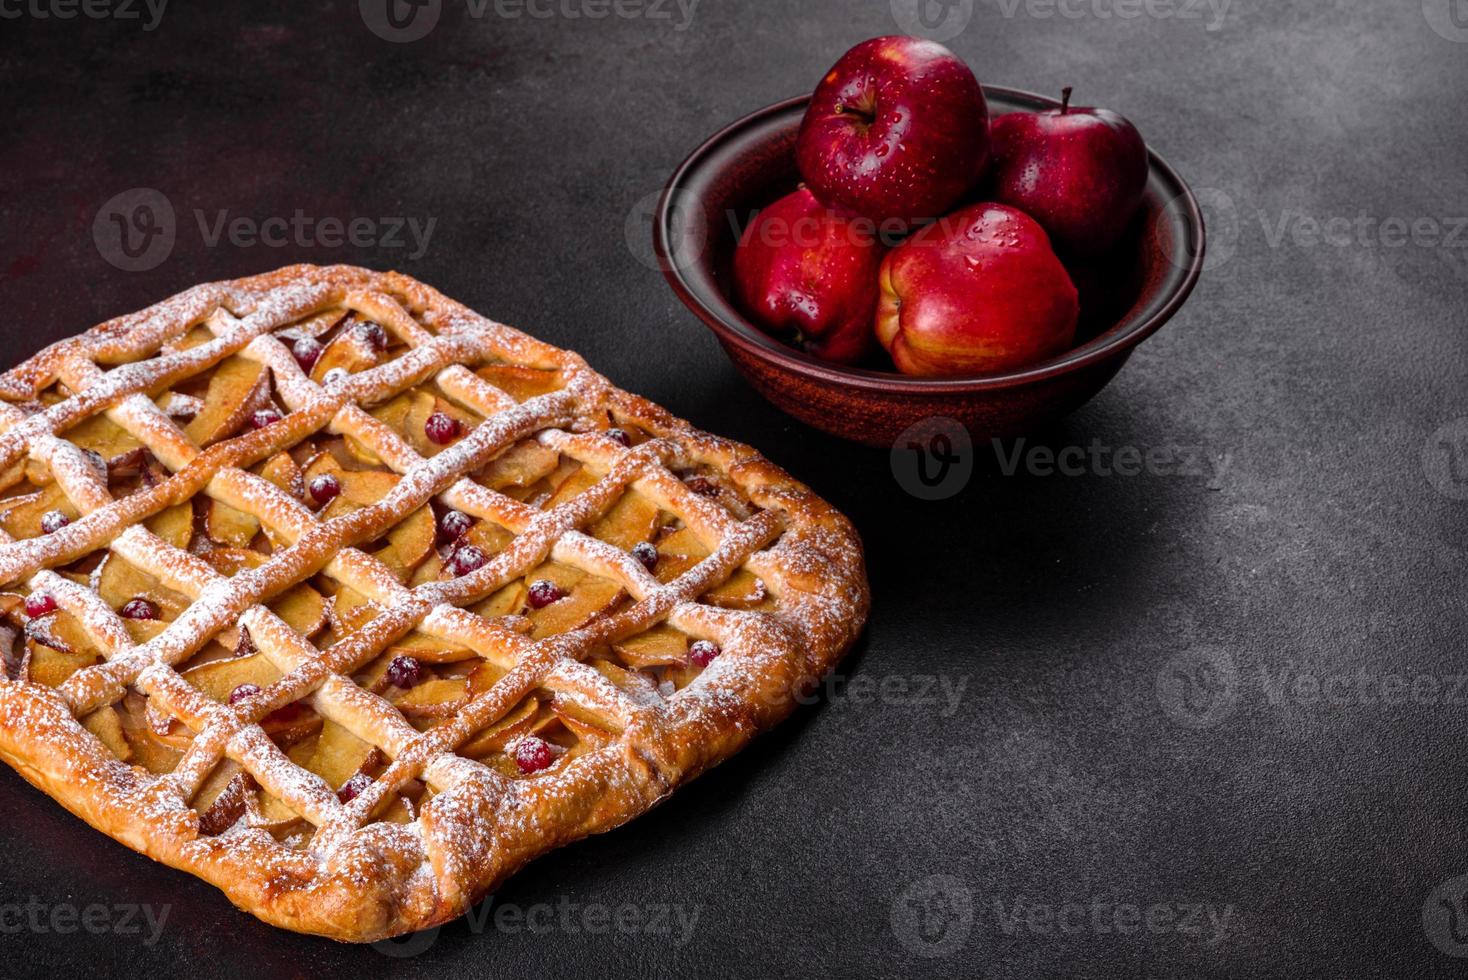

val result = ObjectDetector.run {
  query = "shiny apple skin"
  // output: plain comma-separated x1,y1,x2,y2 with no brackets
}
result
796,35,989,228
876,203,1079,377
988,100,1149,256
733,187,883,364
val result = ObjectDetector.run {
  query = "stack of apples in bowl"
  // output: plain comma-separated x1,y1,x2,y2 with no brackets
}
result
654,35,1205,446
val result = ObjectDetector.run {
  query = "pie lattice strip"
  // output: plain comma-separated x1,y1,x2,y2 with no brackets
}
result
0,265,868,941
0,318,532,812
30,322,559,813
31,295,694,823
0,437,357,827
155,331,777,829
0,400,444,821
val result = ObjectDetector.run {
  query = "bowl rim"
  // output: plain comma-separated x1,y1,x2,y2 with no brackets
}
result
653,88,1207,394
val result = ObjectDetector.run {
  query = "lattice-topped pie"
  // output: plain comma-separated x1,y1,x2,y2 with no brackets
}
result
0,266,867,941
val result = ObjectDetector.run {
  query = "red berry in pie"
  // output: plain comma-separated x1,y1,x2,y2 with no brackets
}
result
308,473,341,506
24,594,57,617
250,408,282,429
526,580,564,609
120,598,159,620
632,541,658,571
606,427,631,447
229,683,261,705
425,411,460,445
40,510,69,534
337,772,371,803
513,736,554,774
438,509,473,543
359,321,388,351
688,640,720,667
291,336,323,373
448,544,488,576
385,655,423,688
686,477,720,497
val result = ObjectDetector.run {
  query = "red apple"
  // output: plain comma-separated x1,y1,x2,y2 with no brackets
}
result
733,187,883,364
796,36,989,228
876,203,1078,376
987,87,1149,256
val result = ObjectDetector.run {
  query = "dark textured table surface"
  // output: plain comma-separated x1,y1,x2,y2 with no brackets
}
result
2,1,1466,976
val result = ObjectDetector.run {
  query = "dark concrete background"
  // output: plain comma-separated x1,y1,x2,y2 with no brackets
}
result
2,0,1466,976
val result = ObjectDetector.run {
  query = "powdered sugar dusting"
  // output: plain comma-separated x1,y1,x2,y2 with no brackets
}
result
0,265,868,942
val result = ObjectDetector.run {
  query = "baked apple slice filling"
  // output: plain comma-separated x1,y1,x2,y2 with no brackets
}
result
0,347,760,847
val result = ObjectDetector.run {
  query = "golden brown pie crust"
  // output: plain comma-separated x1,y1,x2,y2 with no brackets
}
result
0,265,868,941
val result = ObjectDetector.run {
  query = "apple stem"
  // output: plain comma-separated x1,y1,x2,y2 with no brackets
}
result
1060,86,1072,114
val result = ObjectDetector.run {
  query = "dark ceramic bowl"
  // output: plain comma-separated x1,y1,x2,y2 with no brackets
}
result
652,89,1206,448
